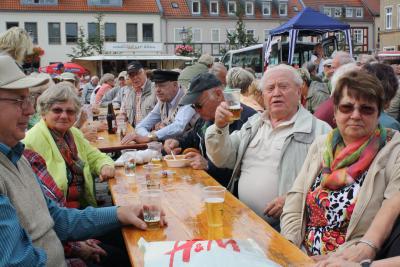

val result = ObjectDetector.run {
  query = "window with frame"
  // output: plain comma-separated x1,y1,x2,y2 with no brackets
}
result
6,22,19,29
211,28,220,42
25,22,38,44
353,29,363,44
126,23,138,42
192,28,201,43
143,24,154,42
264,29,270,41
88,22,98,42
334,7,341,17
66,23,78,43
21,0,58,5
355,8,363,18
262,2,271,16
345,8,353,18
323,7,331,17
246,2,254,15
174,28,183,42
48,22,61,44
104,23,116,42
210,1,219,15
279,3,287,16
246,29,255,38
192,1,200,14
228,1,236,15
386,7,393,30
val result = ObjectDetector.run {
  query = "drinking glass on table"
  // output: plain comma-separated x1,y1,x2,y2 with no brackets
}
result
147,141,163,163
143,164,162,189
223,88,241,122
122,149,137,178
116,113,127,139
202,186,226,227
139,189,162,229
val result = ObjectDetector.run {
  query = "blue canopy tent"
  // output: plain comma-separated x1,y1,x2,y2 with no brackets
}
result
265,7,352,64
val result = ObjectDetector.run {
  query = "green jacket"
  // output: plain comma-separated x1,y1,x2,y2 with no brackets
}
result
23,119,114,207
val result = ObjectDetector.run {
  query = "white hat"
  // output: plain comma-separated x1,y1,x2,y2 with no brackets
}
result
323,59,333,67
60,72,76,81
0,55,49,89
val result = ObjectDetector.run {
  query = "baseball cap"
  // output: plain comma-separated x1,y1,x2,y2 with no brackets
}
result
60,72,76,81
323,59,333,67
179,73,222,105
127,61,143,74
0,55,49,89
118,71,127,80
151,70,180,83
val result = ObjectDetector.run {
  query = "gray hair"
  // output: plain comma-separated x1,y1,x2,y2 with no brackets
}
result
99,73,114,85
37,82,81,115
198,54,214,66
260,64,303,90
330,63,360,95
209,62,228,85
226,67,254,94
91,75,99,82
332,51,355,67
0,27,34,63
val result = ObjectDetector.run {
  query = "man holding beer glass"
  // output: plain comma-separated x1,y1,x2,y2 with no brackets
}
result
205,64,331,230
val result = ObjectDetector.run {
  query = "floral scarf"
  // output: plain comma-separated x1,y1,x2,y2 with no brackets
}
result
321,125,387,190
49,129,85,208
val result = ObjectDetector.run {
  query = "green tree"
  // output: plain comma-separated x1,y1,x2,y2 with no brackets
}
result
225,1,259,51
67,26,94,59
89,13,105,55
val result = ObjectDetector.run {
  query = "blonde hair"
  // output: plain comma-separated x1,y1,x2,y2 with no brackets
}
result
226,67,254,94
0,27,33,63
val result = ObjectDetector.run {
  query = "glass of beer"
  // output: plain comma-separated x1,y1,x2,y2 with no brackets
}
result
148,141,163,163
143,164,162,189
139,189,162,229
202,186,226,227
223,88,241,122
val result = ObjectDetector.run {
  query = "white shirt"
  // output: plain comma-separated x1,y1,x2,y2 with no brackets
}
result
238,111,298,220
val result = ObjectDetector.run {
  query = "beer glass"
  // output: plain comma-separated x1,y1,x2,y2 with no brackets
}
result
223,88,241,122
122,149,137,181
143,164,162,189
147,141,163,163
139,189,162,229
202,186,226,227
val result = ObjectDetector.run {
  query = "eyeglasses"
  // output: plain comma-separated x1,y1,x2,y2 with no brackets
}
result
338,103,377,116
50,107,77,116
191,97,211,110
0,95,35,109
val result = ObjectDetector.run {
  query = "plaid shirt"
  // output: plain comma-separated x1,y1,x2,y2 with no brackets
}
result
23,149,87,267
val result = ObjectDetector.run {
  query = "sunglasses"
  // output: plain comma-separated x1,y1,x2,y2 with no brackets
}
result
338,103,377,116
50,107,77,116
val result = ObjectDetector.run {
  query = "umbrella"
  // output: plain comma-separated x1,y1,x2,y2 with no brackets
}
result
39,62,88,76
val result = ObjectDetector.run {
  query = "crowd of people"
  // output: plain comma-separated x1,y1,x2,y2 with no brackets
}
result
1,26,400,267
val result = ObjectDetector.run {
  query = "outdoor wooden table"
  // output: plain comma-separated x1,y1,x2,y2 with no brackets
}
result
109,163,314,267
91,124,147,152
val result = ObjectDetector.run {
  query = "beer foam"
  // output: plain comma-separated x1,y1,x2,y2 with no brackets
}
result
205,197,224,203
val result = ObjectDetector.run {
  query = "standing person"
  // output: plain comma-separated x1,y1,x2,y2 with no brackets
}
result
311,43,326,75
120,61,157,126
95,73,115,104
0,54,166,266
205,64,331,228
280,70,400,257
121,70,197,144
82,76,99,104
178,54,214,90
164,73,256,187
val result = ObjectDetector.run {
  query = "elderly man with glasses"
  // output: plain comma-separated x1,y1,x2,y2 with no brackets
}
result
205,64,331,230
164,73,256,187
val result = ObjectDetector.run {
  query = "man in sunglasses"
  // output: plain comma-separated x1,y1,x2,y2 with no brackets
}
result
121,69,198,144
163,73,256,188
0,55,166,266
205,64,331,230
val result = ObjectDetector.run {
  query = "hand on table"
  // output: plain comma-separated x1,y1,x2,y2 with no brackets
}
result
117,204,167,230
99,165,115,182
121,133,151,144
328,243,376,263
184,152,208,170
263,195,286,219
314,257,363,267
164,139,182,155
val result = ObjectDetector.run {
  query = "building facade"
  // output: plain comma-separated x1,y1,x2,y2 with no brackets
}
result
379,0,400,52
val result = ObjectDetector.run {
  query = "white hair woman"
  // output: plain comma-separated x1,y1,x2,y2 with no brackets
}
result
95,73,115,104
24,82,115,208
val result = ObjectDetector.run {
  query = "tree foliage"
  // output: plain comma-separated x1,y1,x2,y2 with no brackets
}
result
67,27,94,59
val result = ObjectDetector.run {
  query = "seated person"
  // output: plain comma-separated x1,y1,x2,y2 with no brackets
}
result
205,64,331,229
121,70,197,144
164,73,256,188
280,70,400,256
24,82,115,208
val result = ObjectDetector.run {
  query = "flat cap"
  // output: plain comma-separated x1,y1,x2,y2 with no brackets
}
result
180,73,222,105
151,70,180,83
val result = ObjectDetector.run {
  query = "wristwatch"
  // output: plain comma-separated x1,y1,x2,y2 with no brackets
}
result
360,259,372,267
147,132,158,141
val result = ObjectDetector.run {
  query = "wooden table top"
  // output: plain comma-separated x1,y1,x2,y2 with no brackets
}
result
91,124,147,153
109,164,313,267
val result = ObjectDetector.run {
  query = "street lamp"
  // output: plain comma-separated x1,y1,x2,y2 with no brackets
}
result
179,26,189,45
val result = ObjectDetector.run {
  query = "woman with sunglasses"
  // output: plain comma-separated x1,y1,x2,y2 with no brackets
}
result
280,70,400,263
23,82,115,208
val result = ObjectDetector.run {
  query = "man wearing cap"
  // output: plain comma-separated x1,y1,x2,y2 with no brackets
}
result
205,64,331,229
120,61,157,126
82,75,99,104
121,69,197,144
178,54,214,90
164,73,256,187
100,70,130,108
0,55,166,266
